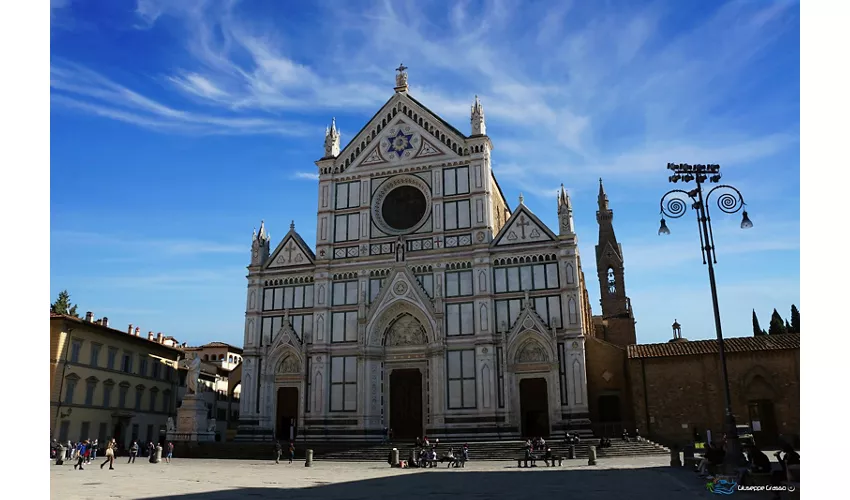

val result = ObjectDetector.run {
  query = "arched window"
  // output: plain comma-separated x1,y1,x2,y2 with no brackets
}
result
204,354,209,361
607,268,617,295
228,355,233,363
219,354,225,360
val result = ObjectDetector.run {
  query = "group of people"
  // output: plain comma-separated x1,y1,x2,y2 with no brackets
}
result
406,441,468,468
274,440,295,464
526,437,547,451
695,434,800,495
564,432,582,445
51,438,174,470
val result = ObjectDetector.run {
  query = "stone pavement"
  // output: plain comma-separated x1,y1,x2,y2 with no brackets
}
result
50,456,715,500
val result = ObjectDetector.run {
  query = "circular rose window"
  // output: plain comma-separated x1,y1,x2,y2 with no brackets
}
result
382,186,427,231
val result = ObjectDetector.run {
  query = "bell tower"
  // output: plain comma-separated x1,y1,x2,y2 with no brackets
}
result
595,179,636,346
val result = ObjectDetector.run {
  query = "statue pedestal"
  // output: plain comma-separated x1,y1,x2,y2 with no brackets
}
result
167,394,215,443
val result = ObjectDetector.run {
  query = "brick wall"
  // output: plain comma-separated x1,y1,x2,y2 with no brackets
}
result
627,348,800,447
600,316,636,347
585,337,634,429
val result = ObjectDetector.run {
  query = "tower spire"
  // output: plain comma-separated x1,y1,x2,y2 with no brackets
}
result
323,117,340,158
598,178,609,211
471,95,486,135
558,184,574,236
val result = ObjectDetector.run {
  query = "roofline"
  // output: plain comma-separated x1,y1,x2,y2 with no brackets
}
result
490,170,511,213
626,333,800,359
50,314,184,356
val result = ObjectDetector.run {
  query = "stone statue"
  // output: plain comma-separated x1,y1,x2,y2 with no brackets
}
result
395,63,408,88
166,417,175,433
182,356,202,395
395,237,405,262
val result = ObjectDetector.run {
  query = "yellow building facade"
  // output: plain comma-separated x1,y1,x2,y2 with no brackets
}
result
50,313,182,449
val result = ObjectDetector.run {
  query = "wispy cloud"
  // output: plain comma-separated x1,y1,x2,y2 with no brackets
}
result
50,61,315,136
291,172,320,181
51,230,246,256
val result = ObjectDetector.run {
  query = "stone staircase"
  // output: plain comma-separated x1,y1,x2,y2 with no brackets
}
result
175,438,669,461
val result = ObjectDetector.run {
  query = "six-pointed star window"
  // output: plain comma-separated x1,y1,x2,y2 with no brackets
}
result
387,130,414,158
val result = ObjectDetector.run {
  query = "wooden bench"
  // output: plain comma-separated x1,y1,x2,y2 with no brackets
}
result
517,455,540,468
543,456,563,467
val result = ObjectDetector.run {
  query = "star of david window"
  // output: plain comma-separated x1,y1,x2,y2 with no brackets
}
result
607,268,617,295
387,129,414,158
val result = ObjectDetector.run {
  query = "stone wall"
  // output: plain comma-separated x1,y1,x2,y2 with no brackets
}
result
627,348,800,447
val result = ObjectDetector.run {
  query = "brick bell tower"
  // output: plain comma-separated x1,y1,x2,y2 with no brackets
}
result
595,179,637,346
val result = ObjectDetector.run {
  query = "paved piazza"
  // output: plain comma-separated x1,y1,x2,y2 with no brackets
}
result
50,456,715,499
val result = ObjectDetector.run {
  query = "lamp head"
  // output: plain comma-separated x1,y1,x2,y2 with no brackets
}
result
658,218,671,236
740,210,753,229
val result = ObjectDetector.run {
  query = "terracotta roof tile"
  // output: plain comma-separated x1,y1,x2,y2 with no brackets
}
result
627,333,799,359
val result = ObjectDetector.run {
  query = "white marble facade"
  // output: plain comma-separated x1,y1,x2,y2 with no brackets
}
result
236,69,592,442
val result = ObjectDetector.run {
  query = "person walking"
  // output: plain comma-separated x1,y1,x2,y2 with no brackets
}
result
288,442,295,464
128,440,139,463
165,442,174,464
90,439,98,462
100,439,116,470
73,441,88,470
274,440,282,464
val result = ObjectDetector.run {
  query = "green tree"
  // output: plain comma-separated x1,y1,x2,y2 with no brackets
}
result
51,290,80,318
752,310,766,336
790,304,800,334
768,308,787,335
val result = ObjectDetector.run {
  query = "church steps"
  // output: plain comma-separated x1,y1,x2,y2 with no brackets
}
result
173,439,667,461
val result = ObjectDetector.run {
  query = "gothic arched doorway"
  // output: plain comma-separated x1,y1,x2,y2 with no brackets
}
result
520,378,550,438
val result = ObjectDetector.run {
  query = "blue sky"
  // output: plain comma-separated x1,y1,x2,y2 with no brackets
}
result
50,0,800,347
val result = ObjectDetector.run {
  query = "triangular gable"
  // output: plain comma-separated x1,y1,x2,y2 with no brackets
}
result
265,230,316,269
505,298,557,364
507,299,553,342
367,266,436,319
338,92,467,172
596,241,623,263
491,204,557,247
268,318,304,353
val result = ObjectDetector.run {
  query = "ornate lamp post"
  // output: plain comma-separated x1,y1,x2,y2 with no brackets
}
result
657,163,753,472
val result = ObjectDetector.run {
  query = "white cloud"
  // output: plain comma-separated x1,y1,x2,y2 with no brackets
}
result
51,230,246,256
291,172,320,181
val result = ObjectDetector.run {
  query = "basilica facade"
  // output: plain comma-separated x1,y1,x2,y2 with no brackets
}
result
236,68,613,442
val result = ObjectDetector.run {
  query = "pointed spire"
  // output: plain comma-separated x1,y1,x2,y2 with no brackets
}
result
324,117,341,158
519,193,525,205
290,220,295,231
598,178,609,211
559,183,571,210
471,95,486,135
258,220,266,240
252,227,257,241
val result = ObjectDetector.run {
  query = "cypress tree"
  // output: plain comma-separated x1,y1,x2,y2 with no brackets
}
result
50,290,80,318
768,309,787,335
790,304,800,334
752,310,765,336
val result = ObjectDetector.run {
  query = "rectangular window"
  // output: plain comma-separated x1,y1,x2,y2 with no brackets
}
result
58,421,70,442
447,350,476,409
558,343,568,405
98,422,108,443
443,166,470,196
107,347,118,370
149,390,158,412
263,285,314,311
330,356,357,412
335,181,361,209
146,424,154,442
64,379,77,404
134,388,143,410
495,298,523,332
444,200,471,230
122,353,133,373
369,278,384,303
496,346,505,408
152,362,161,379
80,421,90,442
290,314,314,343
445,303,474,336
90,344,101,368
494,263,560,293
119,386,129,409
331,311,358,343
131,424,139,441
445,270,473,297
334,213,360,242
103,384,113,408
84,381,96,406
70,340,82,363
333,281,359,306
415,274,434,298
139,357,149,378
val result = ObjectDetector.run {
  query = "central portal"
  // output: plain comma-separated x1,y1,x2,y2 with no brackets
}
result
520,378,550,438
389,369,423,439
276,387,298,442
